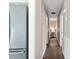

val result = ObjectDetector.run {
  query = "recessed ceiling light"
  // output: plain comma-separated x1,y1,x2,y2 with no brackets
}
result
51,12,56,14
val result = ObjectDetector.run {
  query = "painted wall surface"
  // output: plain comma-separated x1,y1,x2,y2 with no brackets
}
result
35,0,48,59
63,0,70,59
29,0,36,59
41,3,48,59
60,0,70,59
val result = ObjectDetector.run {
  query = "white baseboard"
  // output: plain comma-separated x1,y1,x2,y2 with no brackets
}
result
40,46,46,59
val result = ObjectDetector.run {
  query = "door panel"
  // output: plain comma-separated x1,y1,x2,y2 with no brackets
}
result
9,5,27,49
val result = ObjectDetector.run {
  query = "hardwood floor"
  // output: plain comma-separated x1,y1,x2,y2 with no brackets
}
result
42,38,64,59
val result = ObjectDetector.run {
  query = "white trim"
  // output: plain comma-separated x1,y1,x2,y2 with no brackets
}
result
9,2,29,6
40,46,46,59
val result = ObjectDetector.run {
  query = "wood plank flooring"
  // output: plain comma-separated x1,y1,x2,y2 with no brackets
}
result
42,38,64,59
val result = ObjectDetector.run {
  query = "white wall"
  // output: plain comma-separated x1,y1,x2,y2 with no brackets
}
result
35,0,48,59
63,0,70,59
60,0,70,59
41,2,48,59
29,0,36,59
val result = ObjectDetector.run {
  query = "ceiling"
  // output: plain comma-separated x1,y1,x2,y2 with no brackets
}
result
44,0,64,18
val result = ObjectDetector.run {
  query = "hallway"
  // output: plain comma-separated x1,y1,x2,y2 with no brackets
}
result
42,38,64,59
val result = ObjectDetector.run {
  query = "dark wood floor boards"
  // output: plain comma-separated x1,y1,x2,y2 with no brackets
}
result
42,38,64,59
